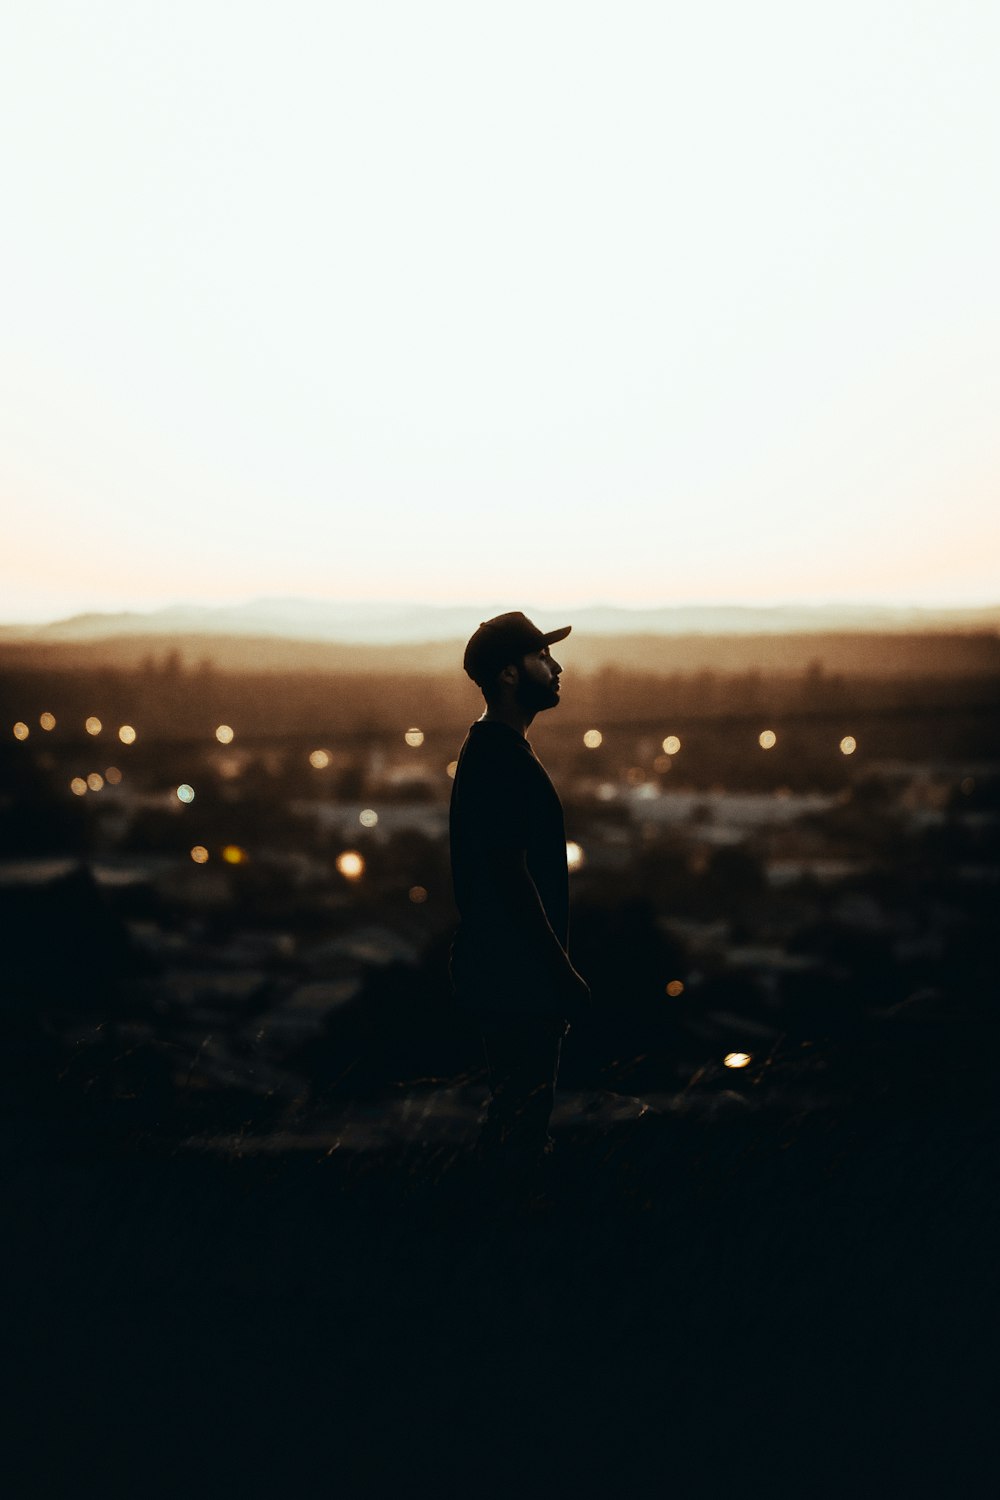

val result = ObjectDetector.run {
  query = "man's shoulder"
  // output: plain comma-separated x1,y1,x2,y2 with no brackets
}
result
451,725,535,821
459,722,533,765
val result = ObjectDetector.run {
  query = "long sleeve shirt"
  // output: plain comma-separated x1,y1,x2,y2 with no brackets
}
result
448,719,578,1020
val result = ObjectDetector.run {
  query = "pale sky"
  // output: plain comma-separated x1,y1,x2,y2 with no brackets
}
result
2,0,998,622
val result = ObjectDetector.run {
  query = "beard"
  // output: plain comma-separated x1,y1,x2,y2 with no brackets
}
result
514,672,560,715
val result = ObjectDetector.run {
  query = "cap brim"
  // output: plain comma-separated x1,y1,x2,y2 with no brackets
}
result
541,625,572,645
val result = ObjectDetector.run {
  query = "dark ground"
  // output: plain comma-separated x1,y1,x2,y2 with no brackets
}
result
5,1080,997,1500
3,661,997,1493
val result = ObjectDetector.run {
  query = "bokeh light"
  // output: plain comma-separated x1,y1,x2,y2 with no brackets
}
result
85,717,102,736
446,760,458,779
12,721,29,741
408,885,428,904
724,1052,752,1069
70,777,87,796
662,735,681,755
583,729,603,749
215,725,234,744
309,749,331,769
222,845,248,864
176,784,195,803
839,736,857,756
86,773,104,791
190,845,210,864
336,850,365,880
666,979,685,997
359,808,379,828
566,841,584,871
39,712,56,731
404,727,425,748
104,766,123,785
653,754,672,773
759,729,777,749
118,724,136,745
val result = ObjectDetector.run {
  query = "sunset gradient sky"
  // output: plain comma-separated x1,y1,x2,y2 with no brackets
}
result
2,0,998,621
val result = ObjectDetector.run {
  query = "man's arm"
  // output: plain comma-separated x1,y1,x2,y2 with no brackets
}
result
485,846,591,1012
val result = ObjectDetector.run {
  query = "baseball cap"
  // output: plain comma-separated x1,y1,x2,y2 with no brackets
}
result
463,611,572,688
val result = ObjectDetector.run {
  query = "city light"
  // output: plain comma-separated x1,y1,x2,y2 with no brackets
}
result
653,754,672,773
190,845,210,864
359,808,379,828
309,749,331,769
840,736,857,756
118,724,136,745
724,1052,751,1069
40,712,56,731
177,784,195,803
583,729,603,749
215,725,234,744
404,727,425,748
87,773,104,791
222,845,247,864
12,722,29,740
70,777,87,796
662,735,681,756
446,760,458,779
666,979,685,997
566,841,584,872
85,717,102,736
408,885,428,904
336,850,365,880
759,730,777,749
626,766,645,785
104,767,123,785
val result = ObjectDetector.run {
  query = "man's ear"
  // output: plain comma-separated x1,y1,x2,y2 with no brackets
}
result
497,661,520,688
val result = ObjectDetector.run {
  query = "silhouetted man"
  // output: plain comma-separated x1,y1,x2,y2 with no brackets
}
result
449,612,592,1203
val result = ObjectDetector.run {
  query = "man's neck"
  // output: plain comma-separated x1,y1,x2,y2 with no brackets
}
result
478,705,533,737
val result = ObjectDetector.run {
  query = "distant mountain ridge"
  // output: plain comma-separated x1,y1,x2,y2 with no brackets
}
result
2,598,998,645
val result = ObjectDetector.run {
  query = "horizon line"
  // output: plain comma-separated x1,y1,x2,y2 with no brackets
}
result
3,594,999,629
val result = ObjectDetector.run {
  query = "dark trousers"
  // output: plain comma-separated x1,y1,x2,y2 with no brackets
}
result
475,1018,565,1188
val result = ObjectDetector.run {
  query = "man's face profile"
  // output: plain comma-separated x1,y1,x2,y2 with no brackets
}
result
512,645,562,714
